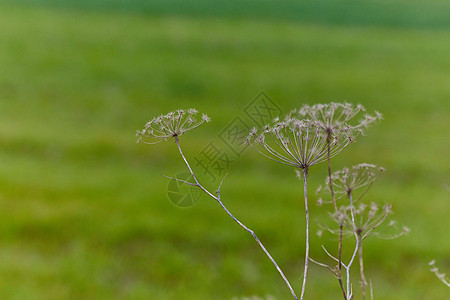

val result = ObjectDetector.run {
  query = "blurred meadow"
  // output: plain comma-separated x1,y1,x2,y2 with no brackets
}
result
0,0,449,299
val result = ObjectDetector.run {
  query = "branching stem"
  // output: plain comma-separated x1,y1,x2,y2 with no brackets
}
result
173,137,299,300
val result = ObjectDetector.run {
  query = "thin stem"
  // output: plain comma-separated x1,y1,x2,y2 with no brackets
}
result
174,137,298,300
310,257,338,276
346,240,360,300
327,134,347,300
358,234,367,300
300,168,309,300
346,192,360,300
338,225,346,299
322,245,340,263
327,134,338,213
370,280,374,300
161,174,197,186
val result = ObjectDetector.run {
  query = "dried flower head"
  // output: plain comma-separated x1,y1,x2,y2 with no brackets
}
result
136,109,210,144
319,202,408,240
318,164,385,201
287,102,382,136
246,117,358,172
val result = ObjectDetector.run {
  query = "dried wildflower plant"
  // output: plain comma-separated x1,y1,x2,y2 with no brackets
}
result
246,118,354,299
285,103,382,299
315,203,403,300
245,103,382,300
314,164,408,300
140,103,407,300
136,109,210,144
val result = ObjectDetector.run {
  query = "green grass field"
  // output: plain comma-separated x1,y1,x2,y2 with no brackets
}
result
0,1,449,299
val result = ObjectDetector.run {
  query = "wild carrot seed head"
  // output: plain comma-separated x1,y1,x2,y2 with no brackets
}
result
319,202,409,240
287,102,382,135
318,164,386,201
136,109,210,144
247,116,359,171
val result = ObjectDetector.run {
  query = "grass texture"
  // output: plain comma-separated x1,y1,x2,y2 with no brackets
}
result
0,1,449,299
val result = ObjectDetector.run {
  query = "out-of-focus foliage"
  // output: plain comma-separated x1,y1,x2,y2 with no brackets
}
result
0,1,448,299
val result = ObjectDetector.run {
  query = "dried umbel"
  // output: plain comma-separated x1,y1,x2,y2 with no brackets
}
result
317,164,385,202
246,118,357,172
287,102,382,135
136,109,210,144
319,203,409,240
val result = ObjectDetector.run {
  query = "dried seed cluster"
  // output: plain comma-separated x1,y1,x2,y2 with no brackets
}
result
136,109,210,144
246,103,381,171
317,163,385,202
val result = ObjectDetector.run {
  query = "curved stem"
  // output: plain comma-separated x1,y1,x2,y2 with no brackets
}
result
300,168,309,300
174,137,298,300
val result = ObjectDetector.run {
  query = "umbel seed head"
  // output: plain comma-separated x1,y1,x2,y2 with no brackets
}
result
287,102,382,135
318,163,385,201
136,109,210,144
246,118,355,170
319,202,408,240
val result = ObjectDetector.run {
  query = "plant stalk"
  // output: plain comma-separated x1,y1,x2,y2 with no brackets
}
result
300,168,309,300
358,233,367,300
174,137,299,300
346,192,359,300
327,134,347,300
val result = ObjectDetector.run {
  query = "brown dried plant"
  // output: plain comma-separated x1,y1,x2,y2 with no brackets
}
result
139,103,402,300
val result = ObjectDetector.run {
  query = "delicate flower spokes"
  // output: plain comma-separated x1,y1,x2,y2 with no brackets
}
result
318,164,385,202
247,118,358,170
318,202,409,240
287,102,382,135
136,109,210,144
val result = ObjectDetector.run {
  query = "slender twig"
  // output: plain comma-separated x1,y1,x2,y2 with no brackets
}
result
322,245,340,263
300,168,309,300
338,225,345,296
310,257,338,276
327,135,347,300
358,233,367,300
327,136,338,214
174,137,299,300
346,240,360,300
345,193,360,300
216,172,229,194
317,241,360,300
161,174,198,186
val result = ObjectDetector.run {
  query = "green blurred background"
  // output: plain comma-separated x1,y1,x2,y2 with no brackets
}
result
0,0,449,299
